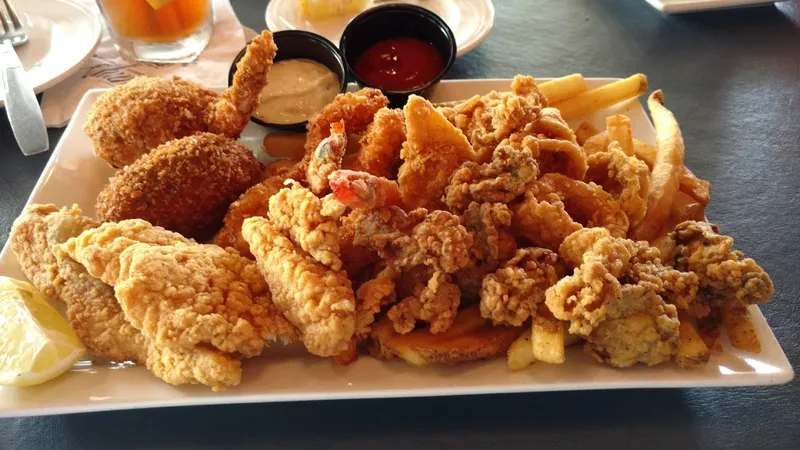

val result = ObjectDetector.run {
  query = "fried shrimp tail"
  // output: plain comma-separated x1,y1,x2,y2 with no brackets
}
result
306,120,348,194
207,31,278,137
329,170,402,209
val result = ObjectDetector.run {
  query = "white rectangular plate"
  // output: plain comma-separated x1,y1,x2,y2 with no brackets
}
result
644,0,776,13
0,79,792,418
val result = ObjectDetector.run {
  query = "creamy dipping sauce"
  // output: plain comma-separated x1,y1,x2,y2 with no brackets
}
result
254,59,340,125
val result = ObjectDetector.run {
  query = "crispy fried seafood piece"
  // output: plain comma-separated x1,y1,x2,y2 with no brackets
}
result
440,75,546,163
95,133,263,240
398,95,475,209
9,204,100,299
59,219,191,285
115,243,297,356
355,266,399,338
214,173,288,258
298,88,389,177
480,248,558,326
205,31,278,137
12,205,242,389
352,108,406,178
242,217,356,356
443,145,538,213
585,143,650,226
536,138,587,180
514,173,629,251
584,282,679,367
461,202,517,265
268,182,346,270
670,221,774,309
513,191,582,252
388,270,461,334
545,228,632,336
329,170,402,209
85,31,276,168
306,121,347,194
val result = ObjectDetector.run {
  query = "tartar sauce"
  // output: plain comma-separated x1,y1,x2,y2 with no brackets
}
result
254,59,340,125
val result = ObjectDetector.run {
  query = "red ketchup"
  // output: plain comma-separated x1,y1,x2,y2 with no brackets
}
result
354,37,444,91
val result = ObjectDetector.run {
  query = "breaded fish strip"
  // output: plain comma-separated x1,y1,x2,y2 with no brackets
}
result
243,217,356,357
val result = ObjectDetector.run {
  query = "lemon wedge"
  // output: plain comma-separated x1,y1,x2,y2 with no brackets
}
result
0,277,85,387
146,0,176,10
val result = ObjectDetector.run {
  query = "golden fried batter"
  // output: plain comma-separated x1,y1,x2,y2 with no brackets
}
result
585,143,650,226
444,145,538,213
353,108,406,178
9,204,100,300
584,282,679,367
59,219,191,285
268,182,345,270
398,95,475,209
242,217,356,356
96,133,263,240
671,221,774,308
85,31,277,168
388,270,461,334
480,248,558,326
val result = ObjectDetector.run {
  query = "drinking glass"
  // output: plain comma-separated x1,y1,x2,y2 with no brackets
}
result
95,0,213,63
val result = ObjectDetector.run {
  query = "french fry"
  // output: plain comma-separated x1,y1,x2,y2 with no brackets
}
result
606,114,634,156
574,121,600,146
670,190,706,224
634,139,711,205
632,91,684,241
532,305,565,364
633,138,656,169
679,167,711,206
721,300,761,353
675,312,711,368
539,73,589,104
551,73,648,120
582,130,609,156
507,326,535,371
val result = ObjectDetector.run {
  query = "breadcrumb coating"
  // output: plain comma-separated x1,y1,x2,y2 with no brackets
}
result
242,217,356,356
480,248,558,326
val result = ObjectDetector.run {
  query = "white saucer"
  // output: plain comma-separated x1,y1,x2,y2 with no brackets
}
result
265,0,494,57
0,0,102,107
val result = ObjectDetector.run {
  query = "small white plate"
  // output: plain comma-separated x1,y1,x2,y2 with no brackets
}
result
644,0,776,13
0,79,792,418
265,0,494,57
0,0,102,107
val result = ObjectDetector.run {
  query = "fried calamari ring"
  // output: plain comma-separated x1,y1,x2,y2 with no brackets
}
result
536,139,587,180
535,173,629,237
585,142,650,227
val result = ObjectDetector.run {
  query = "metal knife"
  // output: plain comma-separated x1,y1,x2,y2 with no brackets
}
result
1,40,48,156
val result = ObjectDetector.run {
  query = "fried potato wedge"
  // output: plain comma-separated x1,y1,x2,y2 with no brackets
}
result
371,306,521,366
670,190,706,224
507,326,535,371
552,74,648,120
539,73,589,104
675,311,711,368
697,309,723,353
532,305,565,364
722,301,761,353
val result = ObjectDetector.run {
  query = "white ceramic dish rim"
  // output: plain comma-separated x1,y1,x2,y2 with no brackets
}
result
643,0,776,13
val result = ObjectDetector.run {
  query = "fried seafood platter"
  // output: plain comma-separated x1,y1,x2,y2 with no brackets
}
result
0,59,791,414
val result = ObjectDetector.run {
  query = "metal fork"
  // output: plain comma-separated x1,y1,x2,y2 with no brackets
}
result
0,0,27,47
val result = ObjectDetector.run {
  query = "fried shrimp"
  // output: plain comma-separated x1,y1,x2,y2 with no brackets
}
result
329,170,402,209
85,31,277,168
352,108,406,178
306,121,348,194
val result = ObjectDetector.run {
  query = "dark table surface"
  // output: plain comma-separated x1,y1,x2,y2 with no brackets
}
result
2,0,799,448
